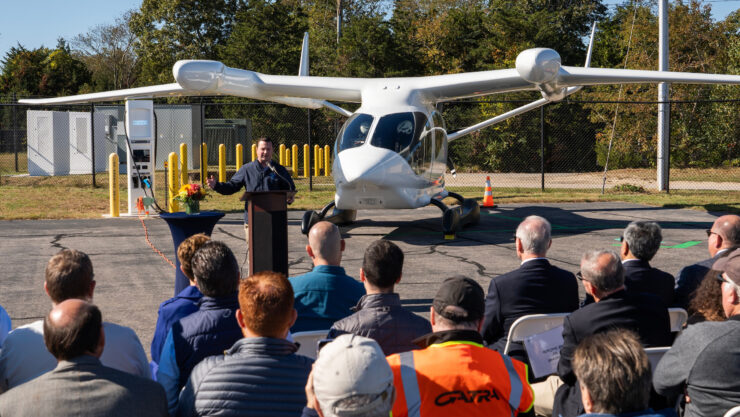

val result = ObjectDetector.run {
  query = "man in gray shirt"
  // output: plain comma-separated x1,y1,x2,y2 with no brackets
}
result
654,247,740,417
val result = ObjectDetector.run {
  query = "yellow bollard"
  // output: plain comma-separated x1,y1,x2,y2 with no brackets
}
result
284,149,291,171
318,147,324,170
168,152,179,213
108,153,119,217
180,143,188,187
303,144,309,178
251,143,257,162
324,145,331,176
314,145,320,177
236,144,243,168
201,143,208,186
218,144,226,182
292,144,298,174
279,144,286,165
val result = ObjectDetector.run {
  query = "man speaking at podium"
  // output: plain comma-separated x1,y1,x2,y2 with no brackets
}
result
207,137,296,244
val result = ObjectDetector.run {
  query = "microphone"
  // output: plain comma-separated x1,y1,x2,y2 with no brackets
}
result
267,161,296,191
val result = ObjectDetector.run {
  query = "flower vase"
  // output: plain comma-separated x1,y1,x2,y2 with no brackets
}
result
185,201,200,215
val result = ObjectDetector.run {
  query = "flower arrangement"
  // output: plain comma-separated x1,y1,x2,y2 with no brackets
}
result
173,183,208,214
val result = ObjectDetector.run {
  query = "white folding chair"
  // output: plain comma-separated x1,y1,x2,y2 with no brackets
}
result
668,308,688,332
503,313,569,355
723,405,740,417
292,330,329,359
644,346,670,373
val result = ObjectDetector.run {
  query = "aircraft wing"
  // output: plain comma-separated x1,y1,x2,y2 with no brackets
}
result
556,66,740,87
19,83,193,105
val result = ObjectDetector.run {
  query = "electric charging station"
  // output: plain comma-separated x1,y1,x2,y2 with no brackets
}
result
124,99,155,215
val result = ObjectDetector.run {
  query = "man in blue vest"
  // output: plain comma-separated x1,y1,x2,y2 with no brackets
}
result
157,240,243,414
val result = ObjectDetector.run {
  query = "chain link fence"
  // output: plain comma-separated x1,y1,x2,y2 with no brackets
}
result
2,97,739,207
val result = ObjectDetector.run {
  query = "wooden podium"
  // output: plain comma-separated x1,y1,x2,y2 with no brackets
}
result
242,191,290,276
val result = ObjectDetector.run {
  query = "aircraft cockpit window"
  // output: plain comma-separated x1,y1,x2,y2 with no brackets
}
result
371,112,428,154
337,113,374,152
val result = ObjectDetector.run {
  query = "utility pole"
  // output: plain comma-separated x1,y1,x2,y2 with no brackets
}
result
657,0,670,192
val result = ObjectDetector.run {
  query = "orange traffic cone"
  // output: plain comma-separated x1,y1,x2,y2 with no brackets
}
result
482,176,496,208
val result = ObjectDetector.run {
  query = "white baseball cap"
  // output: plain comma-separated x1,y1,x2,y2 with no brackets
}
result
312,334,395,417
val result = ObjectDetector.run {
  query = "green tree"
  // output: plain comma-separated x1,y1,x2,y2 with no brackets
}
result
130,0,246,84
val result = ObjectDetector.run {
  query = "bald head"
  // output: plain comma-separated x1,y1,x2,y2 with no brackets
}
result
711,215,740,256
516,215,552,257
581,250,625,297
307,221,344,266
44,299,103,361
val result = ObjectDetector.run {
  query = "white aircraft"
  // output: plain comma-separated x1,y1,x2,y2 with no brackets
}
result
21,31,740,235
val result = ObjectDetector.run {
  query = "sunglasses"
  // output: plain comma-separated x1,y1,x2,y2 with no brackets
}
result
576,271,587,282
716,272,730,285
706,229,719,238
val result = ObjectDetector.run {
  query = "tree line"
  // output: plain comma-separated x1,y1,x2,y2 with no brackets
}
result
1,0,738,170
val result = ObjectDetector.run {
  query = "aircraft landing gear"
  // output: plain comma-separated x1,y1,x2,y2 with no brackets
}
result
430,192,480,237
301,201,357,234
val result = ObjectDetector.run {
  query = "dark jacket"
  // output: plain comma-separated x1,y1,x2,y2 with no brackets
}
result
554,290,672,417
171,294,242,387
211,160,295,222
623,259,675,306
674,252,724,309
482,258,579,364
150,285,203,375
327,293,432,355
176,337,313,417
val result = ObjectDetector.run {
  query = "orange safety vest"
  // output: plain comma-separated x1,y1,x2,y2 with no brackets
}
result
387,340,534,417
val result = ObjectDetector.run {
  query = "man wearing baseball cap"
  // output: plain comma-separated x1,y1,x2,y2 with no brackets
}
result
386,275,534,417
302,334,395,417
654,247,740,417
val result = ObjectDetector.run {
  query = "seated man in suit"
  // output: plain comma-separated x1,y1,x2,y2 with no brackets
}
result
554,249,672,417
0,249,149,392
620,221,675,306
482,215,579,363
675,214,740,309
0,299,167,417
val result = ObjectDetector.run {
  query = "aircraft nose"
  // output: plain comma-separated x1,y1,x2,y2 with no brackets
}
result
337,146,395,184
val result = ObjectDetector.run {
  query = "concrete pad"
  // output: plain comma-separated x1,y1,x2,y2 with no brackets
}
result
0,202,721,359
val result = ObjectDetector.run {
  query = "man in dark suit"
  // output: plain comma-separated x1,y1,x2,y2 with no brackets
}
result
674,214,740,309
0,299,167,417
483,215,579,363
618,221,675,306
553,249,672,417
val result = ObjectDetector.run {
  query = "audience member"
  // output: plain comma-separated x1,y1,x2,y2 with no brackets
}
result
0,304,10,346
482,215,578,364
619,221,675,306
177,271,312,417
0,249,149,392
0,299,167,417
303,334,395,417
327,240,430,355
157,240,243,414
654,248,740,417
686,247,737,324
554,250,672,417
150,233,209,378
289,221,365,332
386,276,534,417
675,215,740,309
574,329,676,417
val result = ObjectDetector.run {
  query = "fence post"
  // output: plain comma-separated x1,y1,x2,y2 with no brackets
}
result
201,142,208,186
308,109,312,191
540,106,545,191
90,103,96,187
12,92,18,172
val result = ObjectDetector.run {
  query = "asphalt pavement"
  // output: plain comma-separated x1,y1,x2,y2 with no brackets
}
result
0,202,721,359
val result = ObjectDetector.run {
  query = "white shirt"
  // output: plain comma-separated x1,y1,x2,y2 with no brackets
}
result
0,320,150,392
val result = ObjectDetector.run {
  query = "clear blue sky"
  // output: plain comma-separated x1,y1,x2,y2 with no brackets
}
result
1,0,739,61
